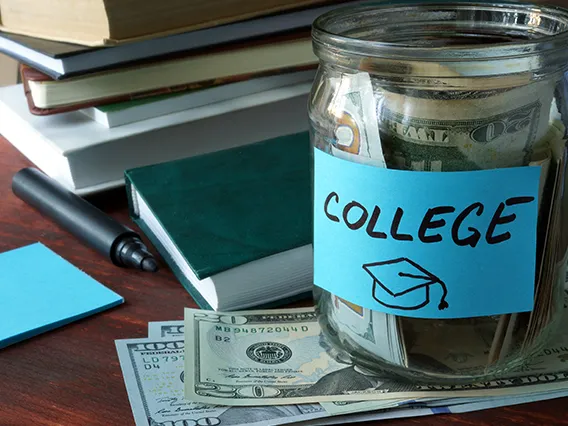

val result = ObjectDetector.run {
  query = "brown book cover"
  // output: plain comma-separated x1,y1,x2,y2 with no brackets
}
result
20,62,316,116
19,30,314,115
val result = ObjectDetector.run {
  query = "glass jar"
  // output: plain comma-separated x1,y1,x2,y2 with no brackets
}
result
309,1,568,383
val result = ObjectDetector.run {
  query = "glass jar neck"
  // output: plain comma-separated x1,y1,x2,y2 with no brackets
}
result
312,2,568,82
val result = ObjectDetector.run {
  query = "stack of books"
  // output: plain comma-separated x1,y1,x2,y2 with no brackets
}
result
0,0,354,195
0,0,345,309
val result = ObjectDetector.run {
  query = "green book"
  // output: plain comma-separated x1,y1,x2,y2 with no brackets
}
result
125,132,312,310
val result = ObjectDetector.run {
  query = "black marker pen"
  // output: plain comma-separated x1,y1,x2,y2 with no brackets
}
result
12,167,158,272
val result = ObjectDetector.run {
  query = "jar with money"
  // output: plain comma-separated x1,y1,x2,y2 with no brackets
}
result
309,1,568,383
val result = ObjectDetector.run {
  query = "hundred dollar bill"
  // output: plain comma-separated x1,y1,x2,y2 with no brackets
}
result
148,321,184,339
115,337,327,426
184,306,568,406
377,79,556,171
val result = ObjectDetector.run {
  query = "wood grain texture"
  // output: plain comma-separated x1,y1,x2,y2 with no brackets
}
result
0,135,566,425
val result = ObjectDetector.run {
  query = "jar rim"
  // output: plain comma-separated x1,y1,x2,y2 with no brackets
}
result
312,1,568,62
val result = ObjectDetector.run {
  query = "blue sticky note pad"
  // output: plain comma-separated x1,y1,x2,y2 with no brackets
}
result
314,149,540,319
0,243,124,348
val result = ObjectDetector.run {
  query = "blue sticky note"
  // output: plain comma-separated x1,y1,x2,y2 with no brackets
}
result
0,243,124,348
313,149,540,319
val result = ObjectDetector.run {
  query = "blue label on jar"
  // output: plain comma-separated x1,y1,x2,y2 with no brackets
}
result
313,148,540,319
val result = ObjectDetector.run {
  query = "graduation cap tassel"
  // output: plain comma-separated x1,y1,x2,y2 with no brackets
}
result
363,258,450,312
437,280,449,310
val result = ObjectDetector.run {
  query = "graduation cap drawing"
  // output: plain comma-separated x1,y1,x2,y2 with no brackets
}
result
362,258,449,311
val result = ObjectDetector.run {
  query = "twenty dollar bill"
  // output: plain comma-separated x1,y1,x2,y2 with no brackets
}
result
184,307,568,406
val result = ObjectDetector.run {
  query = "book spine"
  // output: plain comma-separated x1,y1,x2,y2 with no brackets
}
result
124,173,213,310
124,173,140,220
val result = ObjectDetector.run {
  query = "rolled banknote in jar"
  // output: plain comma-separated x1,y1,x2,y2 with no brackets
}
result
309,1,568,383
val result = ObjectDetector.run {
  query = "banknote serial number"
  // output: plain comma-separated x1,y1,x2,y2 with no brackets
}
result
142,355,184,363
215,325,309,334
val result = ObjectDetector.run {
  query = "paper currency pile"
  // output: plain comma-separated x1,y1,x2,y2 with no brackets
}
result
115,286,568,426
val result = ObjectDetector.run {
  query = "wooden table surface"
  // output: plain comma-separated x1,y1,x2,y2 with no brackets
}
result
0,135,567,426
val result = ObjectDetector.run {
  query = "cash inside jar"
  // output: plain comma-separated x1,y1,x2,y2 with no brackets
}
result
310,2,568,382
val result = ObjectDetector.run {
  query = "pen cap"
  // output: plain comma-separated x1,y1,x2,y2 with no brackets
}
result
12,168,137,264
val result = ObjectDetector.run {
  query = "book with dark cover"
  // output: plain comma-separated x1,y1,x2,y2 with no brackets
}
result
125,132,313,310
0,31,90,58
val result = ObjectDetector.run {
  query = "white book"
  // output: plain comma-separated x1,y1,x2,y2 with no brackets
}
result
81,70,316,128
0,83,310,195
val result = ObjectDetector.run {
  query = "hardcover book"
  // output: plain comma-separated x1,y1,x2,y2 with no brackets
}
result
18,32,315,115
0,0,336,46
0,83,310,194
125,132,313,311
